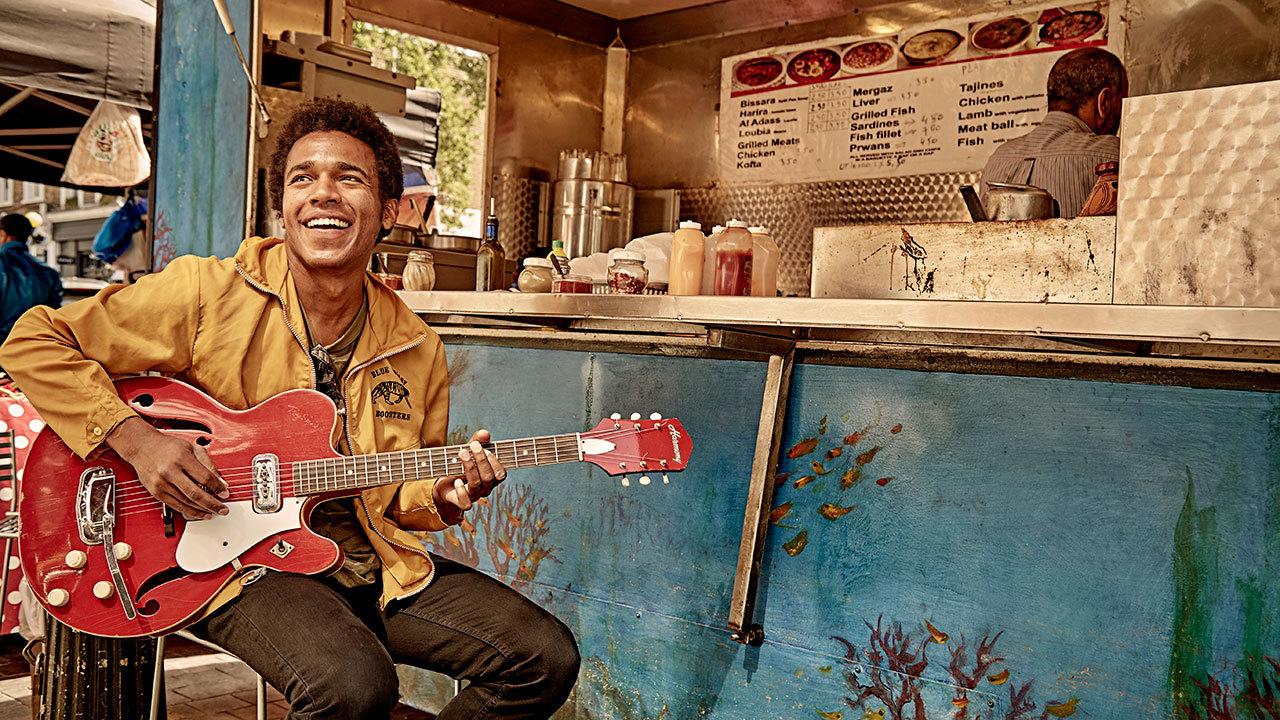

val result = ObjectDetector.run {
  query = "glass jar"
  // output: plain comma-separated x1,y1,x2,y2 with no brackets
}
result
402,250,436,291
607,251,648,294
552,273,593,294
517,257,554,293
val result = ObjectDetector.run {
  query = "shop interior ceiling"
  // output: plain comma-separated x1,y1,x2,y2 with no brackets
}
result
444,0,896,48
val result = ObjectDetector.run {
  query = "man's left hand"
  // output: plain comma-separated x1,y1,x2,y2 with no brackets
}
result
433,429,507,513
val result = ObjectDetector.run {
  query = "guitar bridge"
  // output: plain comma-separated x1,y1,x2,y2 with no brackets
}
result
252,454,281,513
76,467,115,545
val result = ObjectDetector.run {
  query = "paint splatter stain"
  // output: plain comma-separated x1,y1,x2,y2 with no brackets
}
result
769,502,794,524
818,503,856,519
788,437,819,458
819,665,832,674
890,424,903,434
875,477,892,486
783,530,808,556
819,415,828,434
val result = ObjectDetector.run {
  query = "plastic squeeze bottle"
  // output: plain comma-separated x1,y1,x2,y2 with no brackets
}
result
748,226,778,297
701,225,723,295
668,221,705,296
547,240,570,276
713,220,753,296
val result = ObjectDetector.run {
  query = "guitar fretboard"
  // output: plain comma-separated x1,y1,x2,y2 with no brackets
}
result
291,434,582,495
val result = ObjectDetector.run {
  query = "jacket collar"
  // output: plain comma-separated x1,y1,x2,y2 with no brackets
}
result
234,236,427,358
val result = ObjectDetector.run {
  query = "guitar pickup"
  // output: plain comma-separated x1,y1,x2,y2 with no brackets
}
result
252,454,281,513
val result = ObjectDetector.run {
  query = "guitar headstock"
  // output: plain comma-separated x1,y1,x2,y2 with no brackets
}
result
581,413,691,487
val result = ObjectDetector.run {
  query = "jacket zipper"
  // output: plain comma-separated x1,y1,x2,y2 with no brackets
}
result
236,264,437,604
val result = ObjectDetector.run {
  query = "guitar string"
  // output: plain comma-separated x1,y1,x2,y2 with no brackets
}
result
106,427,682,513
106,426,670,504
109,447,668,518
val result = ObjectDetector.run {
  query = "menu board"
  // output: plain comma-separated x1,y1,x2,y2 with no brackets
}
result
719,2,1119,183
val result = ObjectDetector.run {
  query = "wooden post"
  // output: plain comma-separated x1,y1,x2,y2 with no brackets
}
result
35,616,163,720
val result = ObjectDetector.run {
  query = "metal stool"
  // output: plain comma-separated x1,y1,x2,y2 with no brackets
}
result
149,630,267,720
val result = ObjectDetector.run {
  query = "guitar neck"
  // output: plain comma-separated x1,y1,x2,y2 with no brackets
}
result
291,433,583,495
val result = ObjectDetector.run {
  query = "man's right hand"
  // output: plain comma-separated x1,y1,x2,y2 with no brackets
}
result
106,416,229,520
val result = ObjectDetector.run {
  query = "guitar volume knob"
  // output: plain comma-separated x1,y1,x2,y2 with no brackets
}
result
113,543,133,561
47,589,69,607
64,550,87,569
93,582,114,600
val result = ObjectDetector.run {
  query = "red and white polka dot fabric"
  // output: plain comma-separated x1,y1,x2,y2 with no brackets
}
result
0,380,42,635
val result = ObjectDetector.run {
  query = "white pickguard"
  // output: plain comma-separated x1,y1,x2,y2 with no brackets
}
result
175,499,304,573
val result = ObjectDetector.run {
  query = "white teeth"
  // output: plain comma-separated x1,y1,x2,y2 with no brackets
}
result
304,217,350,229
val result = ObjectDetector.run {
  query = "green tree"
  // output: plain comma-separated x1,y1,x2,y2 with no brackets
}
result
352,22,487,231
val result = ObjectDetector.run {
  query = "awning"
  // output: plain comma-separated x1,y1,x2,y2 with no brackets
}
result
0,0,155,190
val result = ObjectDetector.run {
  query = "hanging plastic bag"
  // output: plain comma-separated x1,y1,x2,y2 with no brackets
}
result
93,196,147,264
61,101,151,187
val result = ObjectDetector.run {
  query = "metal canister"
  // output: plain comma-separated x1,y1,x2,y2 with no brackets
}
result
550,149,634,258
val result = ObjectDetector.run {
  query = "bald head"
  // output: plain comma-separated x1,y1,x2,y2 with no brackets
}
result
1047,48,1127,134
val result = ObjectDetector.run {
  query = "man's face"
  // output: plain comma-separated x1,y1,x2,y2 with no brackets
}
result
280,131,397,275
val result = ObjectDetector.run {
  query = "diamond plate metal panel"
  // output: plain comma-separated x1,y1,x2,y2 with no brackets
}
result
678,171,978,296
1115,79,1280,307
492,174,550,261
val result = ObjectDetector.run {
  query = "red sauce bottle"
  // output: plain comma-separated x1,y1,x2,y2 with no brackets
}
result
713,220,753,296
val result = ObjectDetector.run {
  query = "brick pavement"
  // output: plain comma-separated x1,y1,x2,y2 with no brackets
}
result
0,652,433,719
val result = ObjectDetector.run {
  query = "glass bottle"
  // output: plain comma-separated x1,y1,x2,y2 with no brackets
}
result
475,199,506,291
607,251,649,294
402,250,436,291
668,220,705,296
713,220,753,296
749,226,778,297
517,257,554,293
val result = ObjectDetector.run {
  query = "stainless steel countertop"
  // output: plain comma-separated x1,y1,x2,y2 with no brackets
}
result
399,291,1280,347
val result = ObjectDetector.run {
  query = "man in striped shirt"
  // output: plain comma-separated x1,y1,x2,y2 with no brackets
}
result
981,48,1128,218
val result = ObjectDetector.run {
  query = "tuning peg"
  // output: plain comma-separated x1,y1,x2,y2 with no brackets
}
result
639,475,651,486
630,412,641,421
610,413,621,420
650,412,662,420
620,476,631,488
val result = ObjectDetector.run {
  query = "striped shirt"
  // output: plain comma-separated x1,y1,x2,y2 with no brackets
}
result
979,111,1120,219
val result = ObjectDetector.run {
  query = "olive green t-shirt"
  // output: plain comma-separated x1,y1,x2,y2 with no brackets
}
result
303,295,381,588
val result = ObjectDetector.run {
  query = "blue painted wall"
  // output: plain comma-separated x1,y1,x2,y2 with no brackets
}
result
152,0,253,268
403,345,1278,720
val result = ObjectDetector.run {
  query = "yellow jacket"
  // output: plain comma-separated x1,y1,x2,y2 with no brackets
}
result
0,236,454,611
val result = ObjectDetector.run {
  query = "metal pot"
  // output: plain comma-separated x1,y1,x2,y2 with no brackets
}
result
983,182,1057,221
425,232,480,252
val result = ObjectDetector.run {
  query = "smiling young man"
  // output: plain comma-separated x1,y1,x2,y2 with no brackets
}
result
0,98,579,719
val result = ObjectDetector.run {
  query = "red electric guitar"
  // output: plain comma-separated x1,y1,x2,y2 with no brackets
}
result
18,376,691,638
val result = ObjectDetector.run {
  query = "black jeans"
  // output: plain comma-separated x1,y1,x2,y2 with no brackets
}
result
189,555,580,719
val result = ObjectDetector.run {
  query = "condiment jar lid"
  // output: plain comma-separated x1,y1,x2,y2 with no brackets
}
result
711,225,725,234
748,226,768,234
727,219,750,228
407,250,433,262
523,257,553,268
611,250,645,263
679,220,702,230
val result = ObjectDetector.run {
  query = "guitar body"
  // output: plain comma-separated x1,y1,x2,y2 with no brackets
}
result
20,377,347,638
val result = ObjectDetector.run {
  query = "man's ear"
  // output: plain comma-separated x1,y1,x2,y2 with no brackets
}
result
381,198,399,231
1097,86,1116,120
